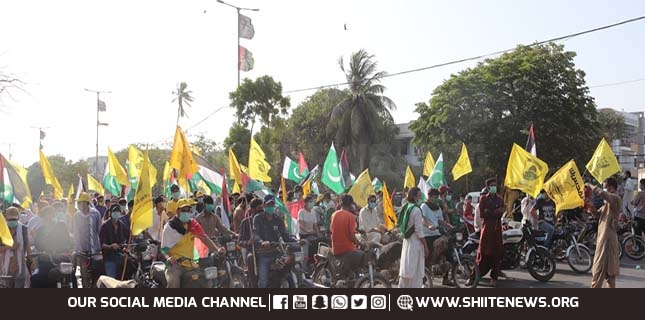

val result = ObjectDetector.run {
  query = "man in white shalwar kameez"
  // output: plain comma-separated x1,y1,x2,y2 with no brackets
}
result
398,187,430,288
623,171,636,217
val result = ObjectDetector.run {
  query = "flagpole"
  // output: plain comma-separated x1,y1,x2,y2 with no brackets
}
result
84,88,111,177
216,0,259,88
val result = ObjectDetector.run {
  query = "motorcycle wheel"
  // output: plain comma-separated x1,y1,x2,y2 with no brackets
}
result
567,245,592,274
312,264,334,287
452,256,479,289
552,239,569,261
528,247,556,282
519,242,529,269
623,236,645,261
586,232,598,253
422,267,433,288
354,273,391,288
229,273,247,288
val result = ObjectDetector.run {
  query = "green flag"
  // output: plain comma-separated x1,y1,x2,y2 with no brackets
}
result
321,143,344,194
418,177,430,202
428,153,445,188
372,178,383,193
282,156,305,183
102,162,121,196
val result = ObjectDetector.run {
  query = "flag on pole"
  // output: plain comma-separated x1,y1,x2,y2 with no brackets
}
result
526,124,536,156
219,168,232,229
249,138,272,182
298,152,309,177
130,151,154,236
67,184,75,215
0,154,30,207
382,182,397,231
6,159,32,209
239,46,254,72
280,177,288,204
372,178,383,193
543,159,585,214
98,100,107,112
404,166,415,190
348,169,374,208
586,138,621,184
339,148,354,190
238,13,255,39
170,126,198,181
423,152,435,177
39,150,63,199
193,153,224,195
108,147,130,186
0,212,13,247
228,148,243,188
87,174,105,195
321,143,344,194
282,156,305,183
504,143,549,198
428,153,446,188
451,143,472,181
417,177,430,202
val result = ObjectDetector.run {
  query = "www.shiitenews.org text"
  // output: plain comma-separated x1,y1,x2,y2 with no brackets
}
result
411,296,579,308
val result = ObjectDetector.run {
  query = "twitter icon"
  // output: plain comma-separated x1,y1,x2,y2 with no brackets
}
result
351,295,367,309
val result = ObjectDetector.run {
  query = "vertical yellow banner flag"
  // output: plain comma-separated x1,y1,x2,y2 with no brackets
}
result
544,159,585,214
423,152,435,177
248,138,272,182
281,177,288,204
348,169,374,208
303,179,311,198
452,143,473,181
585,138,621,184
382,182,397,231
67,184,75,215
170,126,198,181
504,143,549,198
128,145,145,178
108,147,130,186
131,151,154,235
228,148,243,186
0,213,13,247
39,150,63,199
87,174,105,195
404,166,416,190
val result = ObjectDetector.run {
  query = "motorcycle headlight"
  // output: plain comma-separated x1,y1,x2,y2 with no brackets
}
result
203,267,218,280
293,251,304,262
59,262,74,275
226,242,236,252
456,233,463,242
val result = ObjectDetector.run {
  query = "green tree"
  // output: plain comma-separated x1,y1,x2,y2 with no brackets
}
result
223,122,252,167
229,75,290,132
410,43,599,189
326,50,397,172
288,88,349,168
254,117,290,189
597,109,626,142
190,133,228,170
172,82,194,127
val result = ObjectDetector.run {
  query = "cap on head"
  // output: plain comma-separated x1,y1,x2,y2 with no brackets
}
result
178,198,196,209
263,194,276,205
4,206,19,218
439,185,449,194
166,201,178,213
109,204,123,213
77,192,91,203
305,194,316,202
486,178,497,186
194,191,204,198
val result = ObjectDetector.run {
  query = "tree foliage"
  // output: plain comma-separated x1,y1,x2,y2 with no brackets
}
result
410,43,600,190
223,122,252,167
597,109,626,142
229,75,290,132
172,82,194,126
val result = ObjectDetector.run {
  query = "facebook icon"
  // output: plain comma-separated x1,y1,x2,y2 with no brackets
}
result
273,295,289,310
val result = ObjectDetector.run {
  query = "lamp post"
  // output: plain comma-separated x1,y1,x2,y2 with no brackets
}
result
84,88,111,176
216,0,259,87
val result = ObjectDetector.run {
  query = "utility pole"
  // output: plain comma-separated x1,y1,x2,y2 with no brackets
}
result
30,126,49,151
84,88,111,176
216,0,259,87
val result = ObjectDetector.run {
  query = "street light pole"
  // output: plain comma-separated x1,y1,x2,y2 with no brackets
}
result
216,0,259,88
84,88,111,176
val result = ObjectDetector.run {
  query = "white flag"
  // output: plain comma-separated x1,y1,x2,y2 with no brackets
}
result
239,14,255,39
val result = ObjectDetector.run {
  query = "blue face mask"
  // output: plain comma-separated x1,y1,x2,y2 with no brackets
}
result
111,211,121,220
7,220,18,229
489,186,497,194
264,206,275,214
368,202,377,209
205,204,215,212
56,212,67,223
120,205,127,212
306,202,315,209
446,195,452,202
171,192,180,200
179,212,191,223
197,198,204,204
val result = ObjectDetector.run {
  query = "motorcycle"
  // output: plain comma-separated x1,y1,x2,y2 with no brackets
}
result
122,240,161,288
207,235,248,288
261,241,320,288
149,255,219,288
463,221,556,282
430,224,480,288
72,251,104,288
28,252,77,288
619,214,645,261
550,220,592,274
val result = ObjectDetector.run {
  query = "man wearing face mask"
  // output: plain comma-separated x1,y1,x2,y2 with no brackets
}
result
194,191,205,214
252,195,297,288
530,190,556,248
439,186,459,227
0,207,32,288
358,194,385,245
232,197,248,234
95,195,107,220
196,195,237,239
73,192,104,288
30,205,74,288
161,199,224,288
298,195,321,263
99,204,130,279
467,178,505,287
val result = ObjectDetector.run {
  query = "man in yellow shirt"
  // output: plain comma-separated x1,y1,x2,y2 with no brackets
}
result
160,199,224,288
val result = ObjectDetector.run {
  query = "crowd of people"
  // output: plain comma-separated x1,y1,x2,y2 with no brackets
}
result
0,170,637,289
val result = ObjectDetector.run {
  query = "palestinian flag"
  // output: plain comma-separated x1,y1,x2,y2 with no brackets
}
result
218,168,232,229
526,124,536,156
0,154,30,207
192,153,224,195
239,46,254,72
339,148,355,190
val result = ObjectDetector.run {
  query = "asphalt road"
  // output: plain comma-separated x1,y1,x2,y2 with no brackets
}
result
431,256,645,288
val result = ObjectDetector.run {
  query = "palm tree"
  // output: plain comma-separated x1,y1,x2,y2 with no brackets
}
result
172,82,194,127
326,50,396,171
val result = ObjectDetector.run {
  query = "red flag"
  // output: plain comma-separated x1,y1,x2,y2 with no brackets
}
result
195,238,209,258
339,148,352,189
526,124,536,156
220,168,232,218
287,200,305,221
298,152,309,175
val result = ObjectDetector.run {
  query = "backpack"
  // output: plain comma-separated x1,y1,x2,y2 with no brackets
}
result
399,203,419,239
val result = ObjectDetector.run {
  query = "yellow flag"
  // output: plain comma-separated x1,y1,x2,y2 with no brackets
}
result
281,177,288,204
586,139,621,184
423,152,435,177
128,145,145,178
544,159,585,214
108,147,130,186
8,159,32,209
228,148,243,185
130,151,154,235
232,182,241,194
0,213,14,247
504,143,549,198
240,165,248,174
39,150,63,200
452,143,473,181
87,174,105,195
382,182,397,231
192,144,202,156
67,184,75,215
170,126,198,181
162,161,171,182
303,179,311,198
249,138,272,182
348,169,374,208
404,166,416,190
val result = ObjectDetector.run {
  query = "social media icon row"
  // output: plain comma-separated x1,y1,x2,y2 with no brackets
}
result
272,295,387,310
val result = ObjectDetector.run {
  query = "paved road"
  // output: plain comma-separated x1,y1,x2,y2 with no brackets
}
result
431,256,645,288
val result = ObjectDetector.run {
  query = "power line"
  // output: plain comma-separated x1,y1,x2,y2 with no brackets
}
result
589,78,645,88
283,15,645,94
150,105,229,145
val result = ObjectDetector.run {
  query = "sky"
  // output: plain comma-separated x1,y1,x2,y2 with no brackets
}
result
0,0,644,168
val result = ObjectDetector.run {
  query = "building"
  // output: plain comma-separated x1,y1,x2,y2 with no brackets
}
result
395,121,422,167
598,108,645,175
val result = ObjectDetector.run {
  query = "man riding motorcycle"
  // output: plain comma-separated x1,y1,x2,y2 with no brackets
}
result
160,199,224,288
